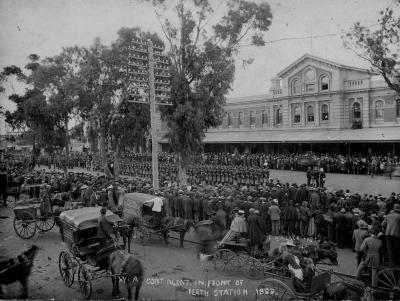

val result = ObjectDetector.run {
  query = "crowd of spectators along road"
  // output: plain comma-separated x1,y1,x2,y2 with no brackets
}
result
3,151,400,286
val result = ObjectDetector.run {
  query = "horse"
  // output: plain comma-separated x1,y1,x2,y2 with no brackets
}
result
160,216,195,248
109,250,144,300
301,243,338,265
0,245,40,299
323,280,367,301
117,216,194,251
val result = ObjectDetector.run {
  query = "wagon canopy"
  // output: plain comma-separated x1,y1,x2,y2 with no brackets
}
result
58,206,121,230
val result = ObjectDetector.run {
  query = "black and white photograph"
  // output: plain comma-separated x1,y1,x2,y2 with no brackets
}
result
0,0,399,300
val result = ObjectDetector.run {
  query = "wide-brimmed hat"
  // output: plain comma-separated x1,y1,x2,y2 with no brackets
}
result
238,210,245,214
358,220,368,229
352,208,361,214
340,208,346,213
286,240,295,247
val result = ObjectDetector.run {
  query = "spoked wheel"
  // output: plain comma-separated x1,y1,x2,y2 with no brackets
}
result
243,256,264,280
13,212,36,239
256,278,296,301
78,265,92,300
37,214,55,232
59,251,75,287
209,249,240,276
136,226,150,245
377,267,400,300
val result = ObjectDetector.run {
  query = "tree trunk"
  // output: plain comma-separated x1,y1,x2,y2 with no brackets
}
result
178,155,188,187
64,118,69,178
113,141,121,180
99,130,111,178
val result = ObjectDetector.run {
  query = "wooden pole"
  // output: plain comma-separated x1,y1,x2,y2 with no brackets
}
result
148,41,159,191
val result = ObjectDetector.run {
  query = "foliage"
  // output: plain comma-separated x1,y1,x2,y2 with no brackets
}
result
148,0,273,179
344,0,400,95
77,29,159,175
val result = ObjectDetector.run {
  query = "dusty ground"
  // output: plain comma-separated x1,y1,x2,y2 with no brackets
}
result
0,167,397,300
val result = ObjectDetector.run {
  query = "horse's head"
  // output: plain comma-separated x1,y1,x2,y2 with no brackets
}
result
25,245,40,262
184,219,195,232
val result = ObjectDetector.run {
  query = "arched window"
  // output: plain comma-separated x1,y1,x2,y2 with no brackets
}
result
292,79,301,94
353,102,361,119
238,112,243,126
250,111,255,125
293,106,301,123
397,99,400,117
375,100,384,119
262,110,268,125
320,76,329,91
321,104,329,121
228,112,233,126
276,108,282,124
307,105,314,122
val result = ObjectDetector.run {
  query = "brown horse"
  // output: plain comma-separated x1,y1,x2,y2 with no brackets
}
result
160,216,194,248
109,250,144,300
0,245,40,299
118,216,194,251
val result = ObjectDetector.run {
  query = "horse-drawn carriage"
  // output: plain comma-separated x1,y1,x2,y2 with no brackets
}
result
118,193,193,251
58,207,126,299
13,184,56,239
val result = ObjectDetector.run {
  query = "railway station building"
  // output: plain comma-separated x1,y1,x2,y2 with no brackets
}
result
159,54,400,155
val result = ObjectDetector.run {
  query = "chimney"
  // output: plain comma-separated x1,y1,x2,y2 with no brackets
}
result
269,76,281,92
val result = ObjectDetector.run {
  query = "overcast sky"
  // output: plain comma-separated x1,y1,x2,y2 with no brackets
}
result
0,0,395,112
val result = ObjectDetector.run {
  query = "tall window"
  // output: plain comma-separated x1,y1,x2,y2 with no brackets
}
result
292,79,301,94
375,100,384,119
307,105,314,122
321,104,329,121
353,102,361,119
228,112,233,126
293,106,301,123
262,110,268,125
238,112,243,126
276,108,282,124
250,111,255,126
320,76,329,91
397,99,400,117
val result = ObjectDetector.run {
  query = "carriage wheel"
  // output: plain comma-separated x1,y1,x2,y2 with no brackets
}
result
209,249,240,276
78,265,92,300
243,256,264,280
256,278,296,301
13,212,36,239
377,267,400,299
37,215,55,232
59,251,75,287
136,226,150,245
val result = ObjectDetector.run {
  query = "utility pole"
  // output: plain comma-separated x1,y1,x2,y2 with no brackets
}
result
148,40,159,191
127,38,171,192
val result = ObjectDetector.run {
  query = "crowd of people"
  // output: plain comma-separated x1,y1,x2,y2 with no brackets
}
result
2,150,400,290
37,151,399,178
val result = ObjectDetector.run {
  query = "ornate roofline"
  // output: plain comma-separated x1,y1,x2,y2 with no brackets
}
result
277,53,379,78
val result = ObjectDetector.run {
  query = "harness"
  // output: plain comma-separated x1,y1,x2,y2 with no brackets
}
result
0,253,31,276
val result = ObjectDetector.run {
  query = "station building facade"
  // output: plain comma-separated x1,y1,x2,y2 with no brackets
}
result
159,54,400,155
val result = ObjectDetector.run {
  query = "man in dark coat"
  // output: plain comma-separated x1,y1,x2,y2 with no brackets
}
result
247,209,264,255
334,208,347,248
284,200,298,236
192,191,201,222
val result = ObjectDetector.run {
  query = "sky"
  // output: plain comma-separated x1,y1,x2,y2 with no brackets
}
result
0,0,396,113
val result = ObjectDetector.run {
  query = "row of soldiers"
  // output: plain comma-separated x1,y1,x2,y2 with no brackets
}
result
118,160,270,186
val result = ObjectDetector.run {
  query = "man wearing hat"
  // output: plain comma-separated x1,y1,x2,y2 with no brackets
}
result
382,203,400,266
97,207,116,249
353,220,370,266
334,208,347,248
356,228,383,288
268,199,281,236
